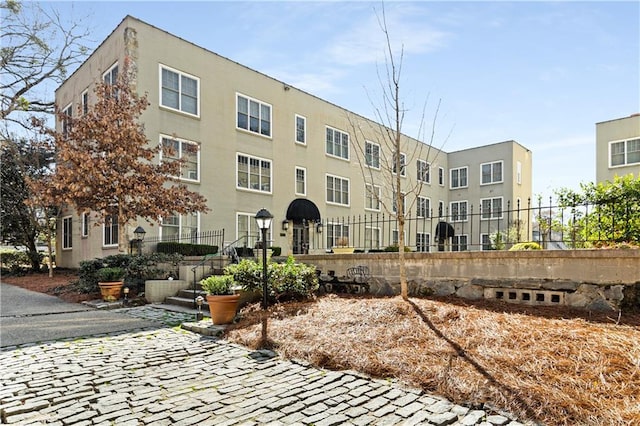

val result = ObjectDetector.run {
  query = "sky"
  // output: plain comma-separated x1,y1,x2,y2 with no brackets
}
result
43,0,639,199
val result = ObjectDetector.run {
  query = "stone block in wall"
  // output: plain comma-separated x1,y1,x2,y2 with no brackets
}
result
428,280,457,296
603,285,625,303
456,284,484,300
542,280,580,291
145,279,189,303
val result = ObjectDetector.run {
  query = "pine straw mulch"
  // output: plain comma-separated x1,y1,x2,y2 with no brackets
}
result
225,294,640,426
0,271,100,303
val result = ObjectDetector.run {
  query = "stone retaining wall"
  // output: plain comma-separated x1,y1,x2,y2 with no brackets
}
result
299,249,640,311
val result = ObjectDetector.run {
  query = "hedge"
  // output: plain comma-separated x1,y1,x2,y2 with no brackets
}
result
156,242,218,256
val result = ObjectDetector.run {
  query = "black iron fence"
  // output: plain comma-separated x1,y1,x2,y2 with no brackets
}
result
144,229,225,254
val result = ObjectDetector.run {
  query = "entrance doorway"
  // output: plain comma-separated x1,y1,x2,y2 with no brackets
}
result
286,198,321,255
292,222,309,254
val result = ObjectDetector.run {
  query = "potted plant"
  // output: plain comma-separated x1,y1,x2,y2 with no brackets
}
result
332,236,355,254
97,267,125,302
200,275,240,325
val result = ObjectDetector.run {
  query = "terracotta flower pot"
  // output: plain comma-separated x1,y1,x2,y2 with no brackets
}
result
206,294,240,325
98,281,123,302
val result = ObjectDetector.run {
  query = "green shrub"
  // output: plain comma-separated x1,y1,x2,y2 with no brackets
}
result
156,242,218,256
383,245,411,252
509,242,542,251
96,267,125,282
0,250,32,274
78,254,132,293
200,275,235,295
271,247,282,257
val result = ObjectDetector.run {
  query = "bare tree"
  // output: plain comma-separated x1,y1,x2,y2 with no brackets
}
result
1,0,90,130
348,5,450,300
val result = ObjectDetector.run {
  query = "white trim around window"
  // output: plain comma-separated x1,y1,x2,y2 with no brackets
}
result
81,90,89,115
438,167,445,186
365,141,381,169
325,126,350,160
236,153,272,193
81,212,89,238
295,114,306,145
159,64,200,117
365,183,381,211
417,159,430,183
103,62,118,85
102,214,118,248
237,93,272,138
450,166,468,189
480,160,504,185
295,166,307,196
160,135,201,182
480,196,503,220
609,138,640,168
392,152,406,177
62,216,73,250
326,174,350,206
449,200,468,222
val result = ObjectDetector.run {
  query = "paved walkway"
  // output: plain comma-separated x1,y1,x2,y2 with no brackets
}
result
0,305,530,425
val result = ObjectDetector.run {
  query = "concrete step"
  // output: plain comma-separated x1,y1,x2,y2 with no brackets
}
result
177,288,207,299
164,295,207,310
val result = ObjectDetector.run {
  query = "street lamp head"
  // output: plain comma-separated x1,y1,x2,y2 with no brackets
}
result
133,226,146,241
255,208,273,231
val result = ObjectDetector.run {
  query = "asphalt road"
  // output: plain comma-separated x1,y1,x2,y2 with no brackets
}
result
0,283,158,347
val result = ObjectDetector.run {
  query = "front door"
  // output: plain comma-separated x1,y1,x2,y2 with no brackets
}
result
292,222,309,254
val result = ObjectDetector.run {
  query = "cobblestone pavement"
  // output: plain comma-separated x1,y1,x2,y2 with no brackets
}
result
0,306,530,425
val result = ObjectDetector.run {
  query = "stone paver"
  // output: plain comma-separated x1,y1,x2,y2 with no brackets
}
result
0,305,535,425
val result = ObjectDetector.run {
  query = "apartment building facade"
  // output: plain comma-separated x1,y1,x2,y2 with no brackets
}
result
595,113,640,184
54,16,532,268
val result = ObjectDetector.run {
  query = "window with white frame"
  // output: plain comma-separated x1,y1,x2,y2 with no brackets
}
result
450,167,468,189
365,141,380,168
365,227,381,250
61,104,72,136
81,212,89,237
237,94,271,136
237,154,271,192
295,115,306,144
450,201,468,222
392,229,406,245
161,65,199,116
481,233,492,251
452,235,468,251
295,167,306,195
365,184,381,211
81,91,88,115
417,196,430,218
103,63,118,85
516,161,522,185
326,175,349,206
327,223,349,248
162,212,199,242
438,167,444,186
62,216,72,249
161,136,200,181
610,138,640,167
392,191,405,214
481,197,503,219
103,214,118,247
416,232,430,252
417,160,430,183
481,161,503,185
237,212,270,246
393,152,406,176
326,126,349,159
438,201,444,218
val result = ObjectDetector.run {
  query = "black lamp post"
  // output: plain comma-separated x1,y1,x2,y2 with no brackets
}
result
133,226,146,255
254,208,273,310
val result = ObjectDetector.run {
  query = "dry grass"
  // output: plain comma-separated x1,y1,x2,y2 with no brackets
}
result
226,295,640,426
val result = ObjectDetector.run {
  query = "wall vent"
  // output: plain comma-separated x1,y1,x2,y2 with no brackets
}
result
484,288,565,306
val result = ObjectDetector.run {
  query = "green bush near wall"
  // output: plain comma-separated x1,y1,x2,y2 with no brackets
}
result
156,242,218,257
509,242,542,251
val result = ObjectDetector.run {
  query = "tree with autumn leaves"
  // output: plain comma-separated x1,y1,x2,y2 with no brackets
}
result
40,60,208,253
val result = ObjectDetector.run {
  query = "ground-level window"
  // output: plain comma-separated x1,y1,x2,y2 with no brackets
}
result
62,216,73,249
326,174,349,206
103,214,118,247
481,197,503,219
237,212,270,247
237,154,271,193
365,184,381,211
365,227,380,250
161,136,200,181
327,223,349,248
295,167,306,195
416,232,430,252
481,233,491,251
452,235,468,251
450,201,468,222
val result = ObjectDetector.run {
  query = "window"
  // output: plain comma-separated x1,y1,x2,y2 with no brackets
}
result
81,212,89,237
516,161,522,185
238,212,270,246
295,115,306,144
295,167,306,195
481,197,503,219
61,104,72,136
610,138,640,167
161,136,200,181
393,152,406,176
365,227,380,250
326,175,349,206
450,201,468,222
81,91,88,115
327,223,349,248
481,233,492,251
392,230,406,245
417,196,430,218
161,65,199,116
326,127,349,160
438,201,444,218
452,235,468,251
103,214,118,247
450,167,468,189
481,161,503,185
438,167,444,186
417,160,430,183
416,232,430,252
237,94,271,136
62,216,72,249
162,213,199,242
365,184,381,211
365,141,380,169
237,154,271,192
392,192,405,214
103,63,118,85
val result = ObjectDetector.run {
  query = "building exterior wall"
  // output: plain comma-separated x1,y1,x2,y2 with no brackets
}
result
596,114,640,183
54,16,533,268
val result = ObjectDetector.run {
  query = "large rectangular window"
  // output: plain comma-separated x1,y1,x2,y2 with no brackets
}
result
393,152,406,176
416,232,430,252
103,63,118,85
326,175,349,206
161,65,199,116
365,141,380,169
326,126,349,160
365,227,381,250
62,216,72,249
365,184,381,211
237,94,271,137
161,136,200,181
327,223,349,248
450,167,468,189
237,154,271,192
103,214,118,247
610,138,640,167
237,212,270,246
481,161,503,185
392,192,405,214
162,213,199,242
450,201,468,222
452,235,468,251
481,197,503,219
417,196,430,218
417,160,430,183
295,115,306,144
295,167,306,195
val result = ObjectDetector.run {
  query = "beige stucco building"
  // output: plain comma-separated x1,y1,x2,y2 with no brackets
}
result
595,113,640,184
54,16,533,268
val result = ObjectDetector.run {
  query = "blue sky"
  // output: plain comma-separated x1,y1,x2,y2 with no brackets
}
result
46,1,639,198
